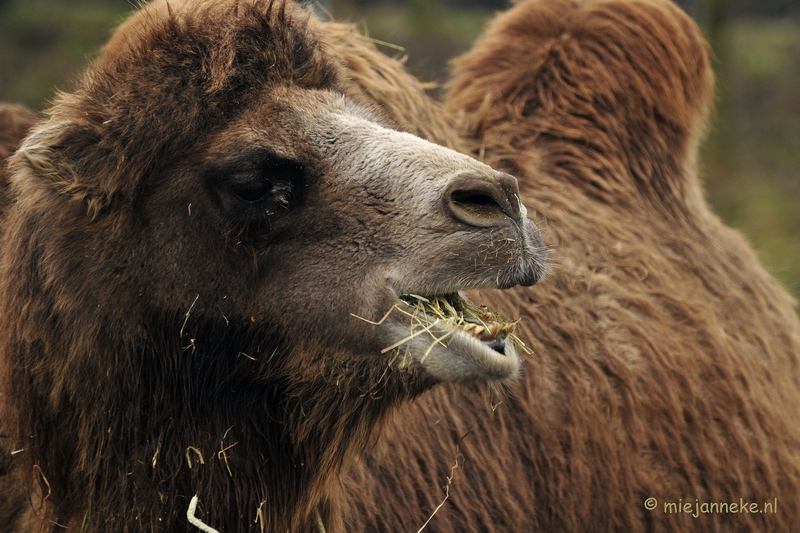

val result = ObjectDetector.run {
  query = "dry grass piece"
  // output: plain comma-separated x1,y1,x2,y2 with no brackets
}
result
399,293,527,351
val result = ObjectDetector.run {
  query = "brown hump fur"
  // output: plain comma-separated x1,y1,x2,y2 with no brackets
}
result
339,0,800,531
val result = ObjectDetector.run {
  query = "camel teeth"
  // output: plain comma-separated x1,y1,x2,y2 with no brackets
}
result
463,323,485,338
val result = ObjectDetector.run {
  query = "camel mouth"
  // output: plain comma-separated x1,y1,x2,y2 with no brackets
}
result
387,292,525,382
398,293,519,351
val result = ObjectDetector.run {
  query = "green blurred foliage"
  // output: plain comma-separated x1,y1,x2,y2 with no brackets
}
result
702,19,800,297
341,1,492,87
1,0,798,298
0,0,133,109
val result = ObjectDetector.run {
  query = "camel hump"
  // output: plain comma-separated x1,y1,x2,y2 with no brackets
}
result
447,0,714,208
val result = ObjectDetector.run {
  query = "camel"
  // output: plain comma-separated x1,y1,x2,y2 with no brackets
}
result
0,1,544,531
2,0,799,531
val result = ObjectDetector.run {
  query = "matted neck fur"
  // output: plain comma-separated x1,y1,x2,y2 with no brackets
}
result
0,0,545,531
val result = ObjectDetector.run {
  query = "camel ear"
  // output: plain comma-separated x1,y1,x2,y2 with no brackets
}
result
0,104,38,213
447,0,714,205
10,120,119,219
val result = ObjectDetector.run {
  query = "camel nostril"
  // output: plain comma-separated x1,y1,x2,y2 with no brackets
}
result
445,173,521,228
450,189,507,226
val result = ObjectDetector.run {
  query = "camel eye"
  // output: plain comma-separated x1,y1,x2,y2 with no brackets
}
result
207,150,306,229
226,160,303,207
231,180,272,204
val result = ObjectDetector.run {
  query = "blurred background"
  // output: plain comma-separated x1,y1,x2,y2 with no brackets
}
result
1,0,798,298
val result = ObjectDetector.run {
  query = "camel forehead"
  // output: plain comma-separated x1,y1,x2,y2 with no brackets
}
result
99,0,338,102
75,0,343,195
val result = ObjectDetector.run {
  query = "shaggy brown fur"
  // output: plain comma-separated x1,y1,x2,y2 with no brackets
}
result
0,1,545,532
0,106,37,530
338,0,800,531
0,104,37,215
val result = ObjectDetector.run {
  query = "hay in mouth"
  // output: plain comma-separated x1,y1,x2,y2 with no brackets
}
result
397,293,528,355
350,292,529,368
